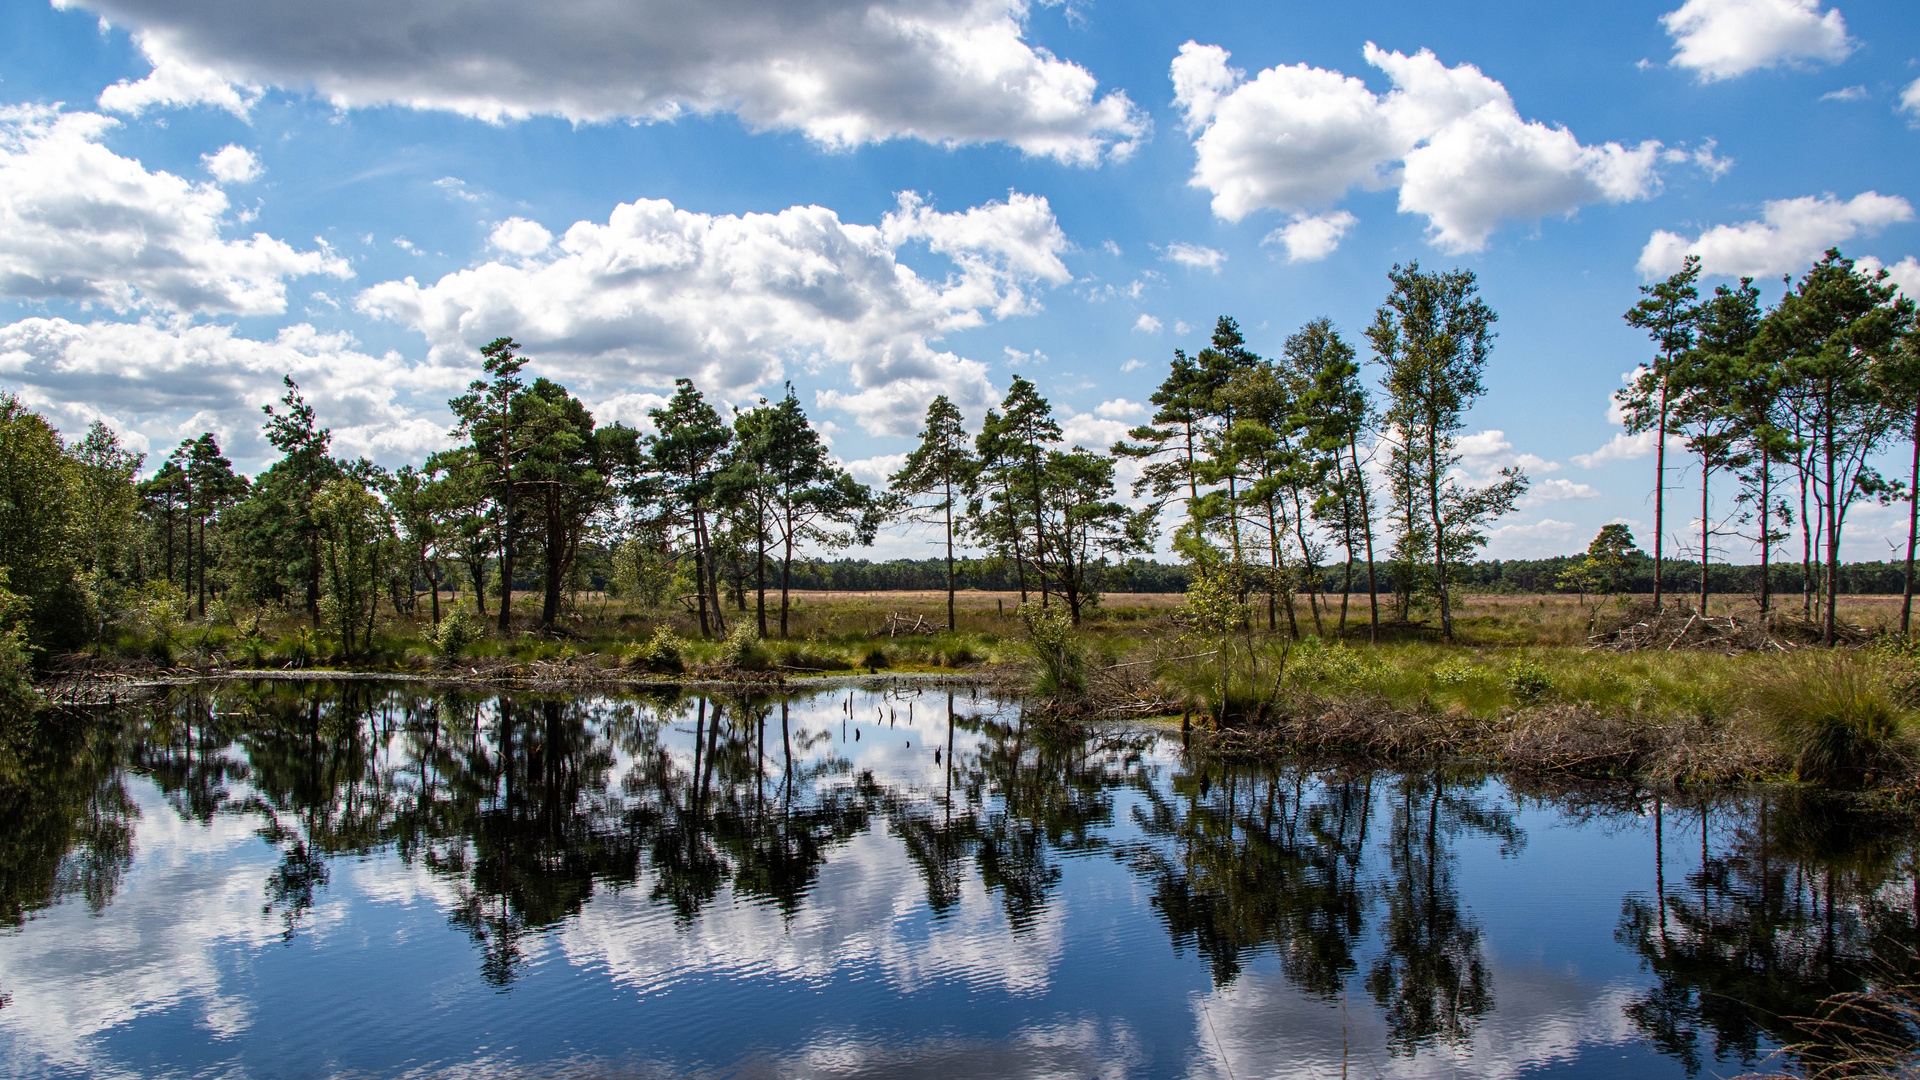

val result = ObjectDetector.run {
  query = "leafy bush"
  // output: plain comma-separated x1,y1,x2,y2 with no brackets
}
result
629,627,685,672
429,607,481,659
720,624,765,669
1505,657,1554,702
0,573,37,713
1431,657,1485,687
1023,605,1086,697
130,580,188,664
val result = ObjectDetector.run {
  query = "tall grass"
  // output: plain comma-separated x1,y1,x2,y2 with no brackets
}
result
1752,654,1914,786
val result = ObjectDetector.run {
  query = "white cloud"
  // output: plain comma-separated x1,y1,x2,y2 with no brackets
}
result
97,46,259,117
1119,358,1144,372
1901,78,1920,124
1160,242,1225,271
1458,428,1560,480
69,0,1146,165
1133,314,1162,334
356,190,1070,437
1571,430,1662,468
1173,320,1192,335
1819,84,1868,102
1172,41,1664,253
1859,255,1920,302
1486,517,1583,557
1093,397,1143,419
434,176,482,203
842,452,908,485
0,318,448,468
1265,210,1356,262
488,217,553,256
1660,0,1853,82
1003,346,1048,366
0,105,347,315
1521,477,1602,506
1638,191,1914,278
200,144,261,183
1060,410,1130,449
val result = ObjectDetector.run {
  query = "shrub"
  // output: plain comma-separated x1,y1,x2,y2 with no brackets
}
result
629,627,685,672
1432,657,1485,687
720,624,765,669
130,580,188,665
1023,605,1086,697
0,573,36,713
1755,655,1914,786
429,607,481,659
1505,657,1554,702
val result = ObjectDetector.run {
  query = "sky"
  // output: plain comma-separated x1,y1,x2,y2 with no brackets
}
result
0,0,1916,564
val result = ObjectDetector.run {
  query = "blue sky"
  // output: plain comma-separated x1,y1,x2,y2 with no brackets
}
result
0,0,1916,562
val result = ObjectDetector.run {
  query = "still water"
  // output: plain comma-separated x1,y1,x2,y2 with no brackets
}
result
2,680,1916,1079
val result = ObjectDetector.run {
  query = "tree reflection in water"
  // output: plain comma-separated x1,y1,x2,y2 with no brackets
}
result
3,681,1917,1073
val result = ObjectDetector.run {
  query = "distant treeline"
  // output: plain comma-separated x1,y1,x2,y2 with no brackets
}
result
776,555,1919,597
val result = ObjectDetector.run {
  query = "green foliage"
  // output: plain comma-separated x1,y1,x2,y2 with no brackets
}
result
629,627,685,672
1504,657,1554,702
429,606,482,659
130,580,189,663
1022,604,1087,697
720,623,764,669
0,572,38,712
1755,654,1913,786
1431,657,1485,687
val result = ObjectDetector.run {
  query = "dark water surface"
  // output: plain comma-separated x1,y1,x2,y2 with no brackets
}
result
3,681,1918,1079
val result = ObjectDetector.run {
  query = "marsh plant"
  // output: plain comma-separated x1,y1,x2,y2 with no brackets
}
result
1754,654,1914,786
1023,604,1087,697
429,606,481,659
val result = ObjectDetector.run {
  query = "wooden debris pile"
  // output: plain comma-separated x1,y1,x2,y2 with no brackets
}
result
1584,602,1871,654
880,612,943,637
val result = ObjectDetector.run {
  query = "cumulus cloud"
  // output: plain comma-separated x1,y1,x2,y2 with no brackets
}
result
1094,397,1144,419
1638,191,1914,278
1265,210,1356,262
1119,358,1145,372
1486,517,1583,557
0,105,348,314
1457,428,1559,480
488,217,553,256
1571,430,1662,468
1660,0,1853,82
69,0,1146,165
1858,255,1920,302
355,190,1070,436
1819,85,1868,102
1060,409,1131,449
1160,242,1225,271
200,144,260,183
1171,41,1665,253
1902,78,1920,124
1521,477,1602,507
0,318,448,467
1133,314,1162,334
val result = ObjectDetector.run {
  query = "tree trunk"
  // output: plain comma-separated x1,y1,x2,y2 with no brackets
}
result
1758,456,1772,618
1904,403,1920,635
1425,415,1452,642
944,479,956,633
1351,435,1378,642
1653,379,1668,612
693,508,711,637
1823,415,1839,645
756,495,768,638
1699,460,1710,616
542,498,564,630
781,530,794,639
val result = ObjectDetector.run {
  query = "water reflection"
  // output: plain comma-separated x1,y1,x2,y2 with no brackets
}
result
3,681,1918,1078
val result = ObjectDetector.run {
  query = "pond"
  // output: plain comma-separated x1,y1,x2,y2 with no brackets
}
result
2,680,1916,1079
